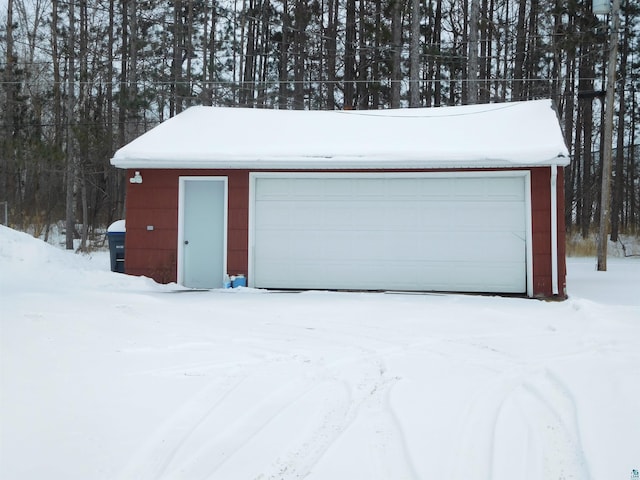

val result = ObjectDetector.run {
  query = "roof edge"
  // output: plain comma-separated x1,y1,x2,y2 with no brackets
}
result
110,156,571,170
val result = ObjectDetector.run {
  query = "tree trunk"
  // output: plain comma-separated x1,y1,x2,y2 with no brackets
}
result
409,0,421,107
479,0,492,102
128,0,138,140
512,0,526,100
597,0,621,271
65,0,76,250
51,0,63,149
357,0,369,109
577,24,595,238
120,0,129,138
610,13,628,242
4,0,15,133
580,98,593,239
467,0,479,104
524,0,539,98
257,0,270,107
293,0,307,109
209,0,217,105
107,0,114,145
241,0,256,106
171,0,182,115
344,0,356,108
390,0,402,108
185,0,193,107
2,0,16,210
202,1,211,105
371,0,382,108
460,0,468,105
434,0,442,106
279,0,289,108
627,93,637,228
79,0,89,250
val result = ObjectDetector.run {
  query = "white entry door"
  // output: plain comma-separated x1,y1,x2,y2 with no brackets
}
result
250,173,531,293
179,177,227,288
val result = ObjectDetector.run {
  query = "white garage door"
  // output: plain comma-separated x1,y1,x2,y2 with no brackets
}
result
250,173,530,293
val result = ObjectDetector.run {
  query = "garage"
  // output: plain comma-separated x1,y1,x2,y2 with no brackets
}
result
250,172,532,293
111,99,569,298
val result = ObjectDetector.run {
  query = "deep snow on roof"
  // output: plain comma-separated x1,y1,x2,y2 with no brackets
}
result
110,99,570,169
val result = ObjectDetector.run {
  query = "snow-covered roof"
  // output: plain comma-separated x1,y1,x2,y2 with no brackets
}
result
110,99,570,169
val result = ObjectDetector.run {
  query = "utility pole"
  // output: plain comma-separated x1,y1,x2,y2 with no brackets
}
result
597,0,620,271
65,0,76,250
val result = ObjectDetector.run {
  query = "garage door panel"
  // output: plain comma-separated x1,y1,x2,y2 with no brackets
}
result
252,175,527,293
323,205,375,228
484,177,526,199
256,260,524,293
385,232,521,263
439,205,524,231
451,177,525,200
353,179,387,198
255,202,293,227
418,179,452,199
452,234,524,262
255,178,293,198
256,203,315,229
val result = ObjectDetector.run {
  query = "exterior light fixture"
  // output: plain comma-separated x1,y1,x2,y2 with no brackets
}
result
130,171,143,184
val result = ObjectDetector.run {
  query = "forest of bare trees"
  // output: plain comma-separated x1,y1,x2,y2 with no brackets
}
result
1,0,639,249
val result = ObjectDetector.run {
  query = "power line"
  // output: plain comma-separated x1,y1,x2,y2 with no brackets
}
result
0,120,161,128
0,77,625,86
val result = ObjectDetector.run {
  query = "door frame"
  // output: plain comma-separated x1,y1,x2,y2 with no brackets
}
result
177,176,228,287
248,171,533,296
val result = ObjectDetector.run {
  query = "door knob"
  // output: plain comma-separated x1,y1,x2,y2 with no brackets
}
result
184,240,189,245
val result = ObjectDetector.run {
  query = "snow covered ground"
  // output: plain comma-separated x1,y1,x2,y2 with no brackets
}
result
1,225,639,480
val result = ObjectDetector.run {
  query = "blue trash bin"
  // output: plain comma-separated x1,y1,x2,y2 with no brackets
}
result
107,220,126,273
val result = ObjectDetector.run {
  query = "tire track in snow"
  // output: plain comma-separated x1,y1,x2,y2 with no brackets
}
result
415,333,604,480
510,369,592,480
118,359,335,480
114,371,251,480
253,379,356,480
256,358,418,480
446,365,592,480
115,351,407,480
116,335,452,480
125,355,289,378
447,365,527,480
366,361,420,480
160,376,345,479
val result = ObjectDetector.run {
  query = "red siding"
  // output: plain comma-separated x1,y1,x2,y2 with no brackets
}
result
529,167,567,298
124,167,567,298
124,169,249,283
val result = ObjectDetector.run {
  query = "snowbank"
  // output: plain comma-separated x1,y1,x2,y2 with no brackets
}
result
0,225,165,293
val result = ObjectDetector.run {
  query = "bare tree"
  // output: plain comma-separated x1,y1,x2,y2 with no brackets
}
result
467,0,479,104
344,0,356,108
409,0,421,107
390,0,402,108
65,0,76,250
